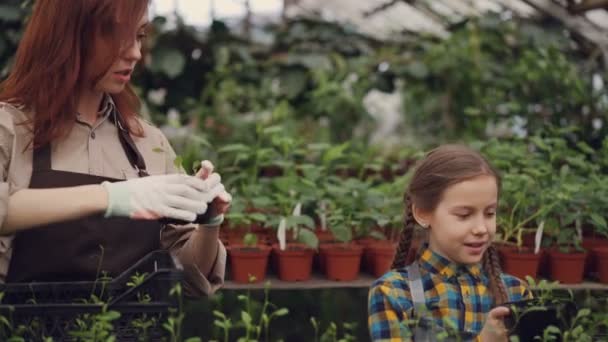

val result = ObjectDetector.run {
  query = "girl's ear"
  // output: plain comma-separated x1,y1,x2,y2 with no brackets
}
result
412,204,431,228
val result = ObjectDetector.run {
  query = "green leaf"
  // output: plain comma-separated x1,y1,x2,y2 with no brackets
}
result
590,213,607,229
297,228,319,249
249,213,267,222
331,226,352,243
286,215,315,229
217,144,250,154
213,310,227,319
152,147,164,153
185,338,202,342
274,308,289,317
241,311,252,325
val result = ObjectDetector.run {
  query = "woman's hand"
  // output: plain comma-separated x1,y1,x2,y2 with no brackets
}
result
101,173,224,222
479,306,510,342
195,161,232,223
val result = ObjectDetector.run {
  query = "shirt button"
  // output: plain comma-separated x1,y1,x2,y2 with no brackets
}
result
90,131,96,139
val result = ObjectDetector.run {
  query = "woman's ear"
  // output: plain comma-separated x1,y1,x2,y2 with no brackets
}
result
412,204,431,228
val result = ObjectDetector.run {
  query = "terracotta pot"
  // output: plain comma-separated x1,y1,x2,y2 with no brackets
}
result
356,237,381,272
583,236,608,276
592,246,608,284
317,242,339,275
322,243,363,281
227,245,271,283
366,241,398,277
499,246,541,280
547,249,587,284
272,244,314,281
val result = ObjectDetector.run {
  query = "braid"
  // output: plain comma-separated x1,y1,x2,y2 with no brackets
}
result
482,244,509,305
391,195,416,269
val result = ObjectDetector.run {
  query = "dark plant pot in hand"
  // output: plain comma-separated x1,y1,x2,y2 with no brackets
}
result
503,298,577,341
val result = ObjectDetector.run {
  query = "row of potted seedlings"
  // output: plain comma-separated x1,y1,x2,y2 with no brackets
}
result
482,137,608,284
220,169,406,284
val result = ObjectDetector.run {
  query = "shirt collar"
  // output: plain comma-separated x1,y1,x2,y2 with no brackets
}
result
417,244,482,281
75,93,114,121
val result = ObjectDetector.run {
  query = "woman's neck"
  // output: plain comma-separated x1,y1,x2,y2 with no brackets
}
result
76,89,104,126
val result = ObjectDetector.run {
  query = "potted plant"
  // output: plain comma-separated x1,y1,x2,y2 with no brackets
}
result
496,173,554,280
357,181,403,277
581,175,608,282
544,180,588,284
226,232,271,284
266,172,319,282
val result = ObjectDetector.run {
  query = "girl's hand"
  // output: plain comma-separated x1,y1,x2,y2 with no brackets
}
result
479,306,510,342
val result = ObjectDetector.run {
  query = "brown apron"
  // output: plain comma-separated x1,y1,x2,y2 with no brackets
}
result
7,115,162,283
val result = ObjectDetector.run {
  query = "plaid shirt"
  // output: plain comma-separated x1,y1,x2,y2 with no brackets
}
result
368,245,531,341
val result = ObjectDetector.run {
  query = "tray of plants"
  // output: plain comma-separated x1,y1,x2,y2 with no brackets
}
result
501,298,578,341
0,250,183,341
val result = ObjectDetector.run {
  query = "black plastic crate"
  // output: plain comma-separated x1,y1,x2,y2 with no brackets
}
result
0,250,183,341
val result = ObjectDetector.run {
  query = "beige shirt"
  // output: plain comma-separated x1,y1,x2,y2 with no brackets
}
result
0,99,226,297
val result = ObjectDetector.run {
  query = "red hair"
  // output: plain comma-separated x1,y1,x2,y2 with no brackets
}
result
0,0,149,148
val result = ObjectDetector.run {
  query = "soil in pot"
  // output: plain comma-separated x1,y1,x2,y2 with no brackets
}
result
227,244,271,283
547,249,587,284
272,243,315,281
323,243,363,281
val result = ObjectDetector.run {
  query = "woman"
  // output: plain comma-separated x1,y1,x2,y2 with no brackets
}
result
0,0,230,297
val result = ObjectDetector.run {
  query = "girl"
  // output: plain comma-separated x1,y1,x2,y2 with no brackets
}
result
368,145,531,341
0,0,230,297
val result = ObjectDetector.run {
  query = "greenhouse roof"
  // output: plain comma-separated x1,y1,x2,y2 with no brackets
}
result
286,0,608,61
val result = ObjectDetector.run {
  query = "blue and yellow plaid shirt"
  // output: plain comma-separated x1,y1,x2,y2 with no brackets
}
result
368,245,531,341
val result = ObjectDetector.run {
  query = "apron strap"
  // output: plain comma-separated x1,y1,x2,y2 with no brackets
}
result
32,144,52,171
407,262,427,313
111,109,149,177
117,125,149,177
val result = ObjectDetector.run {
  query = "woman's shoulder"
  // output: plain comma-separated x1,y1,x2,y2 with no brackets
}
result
0,102,31,138
0,102,29,125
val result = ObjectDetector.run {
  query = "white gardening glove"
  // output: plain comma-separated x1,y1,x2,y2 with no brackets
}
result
196,160,232,226
101,174,225,222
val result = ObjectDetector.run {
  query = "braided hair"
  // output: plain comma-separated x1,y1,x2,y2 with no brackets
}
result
391,195,416,269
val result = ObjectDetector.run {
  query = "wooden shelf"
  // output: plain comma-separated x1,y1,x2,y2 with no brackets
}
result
223,275,608,291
